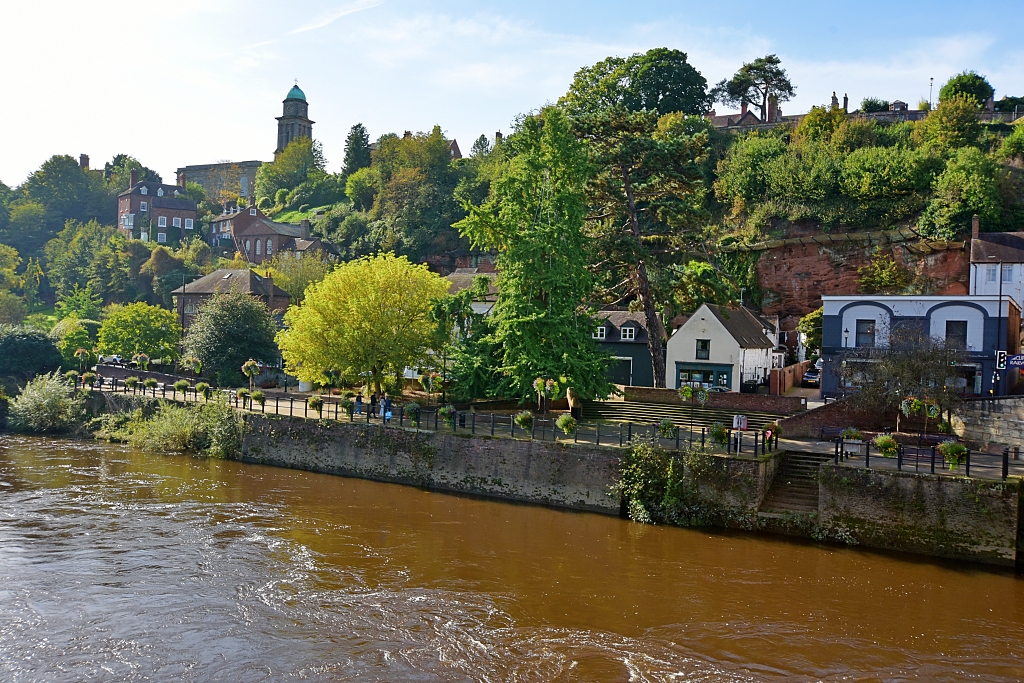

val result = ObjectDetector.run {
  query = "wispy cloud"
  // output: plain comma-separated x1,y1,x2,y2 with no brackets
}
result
288,0,383,35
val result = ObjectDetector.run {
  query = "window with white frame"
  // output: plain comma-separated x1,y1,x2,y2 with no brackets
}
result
696,339,710,360
593,326,606,340
184,218,193,229
266,239,272,255
250,208,257,216
620,325,635,341
157,188,164,197
127,214,134,227
1003,265,1013,283
245,240,251,254
158,216,167,227
157,232,167,243
986,264,998,283
173,217,181,228
255,240,262,255
140,201,148,212
140,186,148,195
141,231,149,242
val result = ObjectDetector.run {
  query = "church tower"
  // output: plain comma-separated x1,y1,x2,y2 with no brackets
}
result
275,82,314,156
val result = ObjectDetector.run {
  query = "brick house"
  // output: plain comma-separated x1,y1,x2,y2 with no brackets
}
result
117,169,197,245
207,198,324,263
170,269,290,331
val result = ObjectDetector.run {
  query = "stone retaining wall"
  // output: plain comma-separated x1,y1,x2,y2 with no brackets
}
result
623,387,806,414
818,464,1022,567
953,397,1024,450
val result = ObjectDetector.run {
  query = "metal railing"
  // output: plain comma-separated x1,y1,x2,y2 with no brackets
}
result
90,376,783,455
832,437,1013,481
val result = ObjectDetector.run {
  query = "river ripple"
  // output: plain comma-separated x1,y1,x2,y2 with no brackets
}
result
0,434,1021,682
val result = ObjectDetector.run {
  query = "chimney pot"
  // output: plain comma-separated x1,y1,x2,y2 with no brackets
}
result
495,131,503,143
79,154,89,170
177,171,186,187
300,219,310,240
130,169,139,187
403,130,412,139
741,102,748,116
972,214,980,240
843,93,849,112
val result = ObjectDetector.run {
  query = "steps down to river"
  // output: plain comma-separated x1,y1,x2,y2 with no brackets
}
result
582,401,783,431
759,452,832,513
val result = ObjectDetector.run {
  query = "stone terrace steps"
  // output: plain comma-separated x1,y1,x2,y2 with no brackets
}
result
581,401,784,431
759,452,833,513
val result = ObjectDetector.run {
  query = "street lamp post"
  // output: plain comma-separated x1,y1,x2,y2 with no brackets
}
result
843,328,849,348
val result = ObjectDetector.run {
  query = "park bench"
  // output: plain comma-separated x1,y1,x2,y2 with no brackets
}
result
820,425,845,442
919,433,958,447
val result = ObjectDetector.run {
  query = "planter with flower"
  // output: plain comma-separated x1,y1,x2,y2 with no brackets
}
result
872,433,899,458
937,440,968,471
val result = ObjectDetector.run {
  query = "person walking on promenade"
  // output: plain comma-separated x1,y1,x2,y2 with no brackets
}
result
379,393,387,419
383,394,393,423
369,393,378,419
355,393,363,415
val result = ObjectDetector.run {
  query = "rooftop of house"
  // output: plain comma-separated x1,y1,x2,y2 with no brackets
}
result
445,268,498,299
170,269,290,299
118,181,191,201
596,310,653,343
970,232,1024,263
685,304,776,349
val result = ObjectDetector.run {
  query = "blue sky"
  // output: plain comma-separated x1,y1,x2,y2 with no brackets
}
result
1,0,1021,185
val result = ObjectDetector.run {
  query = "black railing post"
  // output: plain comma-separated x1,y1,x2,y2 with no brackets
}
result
471,412,476,434
701,427,705,449
1003,448,1010,480
510,416,515,438
834,440,839,465
453,411,457,433
304,398,308,418
965,449,971,477
619,424,623,447
675,426,680,451
865,443,870,469
897,446,903,471
573,423,578,443
400,406,404,427
434,409,438,431
595,424,600,446
628,423,632,441
531,418,535,440
490,413,495,437
289,396,294,417
930,446,936,474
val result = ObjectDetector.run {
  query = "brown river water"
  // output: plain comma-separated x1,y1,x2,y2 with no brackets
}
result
0,434,1022,682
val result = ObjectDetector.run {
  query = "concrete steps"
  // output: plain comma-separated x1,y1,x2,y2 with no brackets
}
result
760,452,832,513
582,401,784,431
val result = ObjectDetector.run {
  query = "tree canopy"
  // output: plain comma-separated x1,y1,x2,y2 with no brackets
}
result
97,302,181,360
277,252,450,395
711,54,796,122
0,325,63,381
342,123,372,179
939,70,994,107
182,290,279,387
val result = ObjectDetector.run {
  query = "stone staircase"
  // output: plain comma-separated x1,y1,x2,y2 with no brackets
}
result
581,400,785,431
759,452,832,513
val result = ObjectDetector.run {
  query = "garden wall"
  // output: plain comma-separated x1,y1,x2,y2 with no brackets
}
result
818,464,1022,567
777,399,928,438
623,387,806,414
953,397,1024,450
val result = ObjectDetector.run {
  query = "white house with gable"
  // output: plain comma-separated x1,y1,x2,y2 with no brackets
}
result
664,303,783,391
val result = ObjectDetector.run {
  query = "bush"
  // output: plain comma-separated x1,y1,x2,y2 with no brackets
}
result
339,397,354,415
143,378,158,390
404,401,420,426
658,418,677,439
840,427,863,440
0,325,63,381
937,440,968,470
251,390,266,407
8,372,85,433
173,380,190,394
81,372,97,387
64,370,79,385
872,433,898,458
556,413,577,436
514,410,533,431
125,376,140,391
308,395,323,415
195,382,210,399
937,420,952,434
117,400,242,458
709,421,728,445
437,404,455,426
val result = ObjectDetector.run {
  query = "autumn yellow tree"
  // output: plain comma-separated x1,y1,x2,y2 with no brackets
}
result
276,253,449,394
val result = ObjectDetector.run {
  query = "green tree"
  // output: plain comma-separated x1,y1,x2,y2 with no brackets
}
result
277,252,450,396
182,290,279,387
0,290,27,325
795,104,848,142
797,307,822,355
711,54,796,122
21,155,114,237
55,284,103,321
998,124,1024,162
43,219,117,299
345,167,379,211
54,319,94,366
264,252,333,303
455,107,612,401
670,260,734,312
939,70,994,107
97,302,181,361
0,325,63,380
857,250,911,294
916,94,983,150
469,134,491,157
0,243,20,291
560,48,711,118
1,201,48,256
342,123,372,179
254,137,324,205
918,146,1000,238
860,97,890,113
103,154,162,192
569,107,710,387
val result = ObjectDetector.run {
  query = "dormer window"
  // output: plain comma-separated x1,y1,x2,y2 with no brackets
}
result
157,188,164,197
140,186,148,195
621,326,635,341
250,208,257,216
593,326,606,340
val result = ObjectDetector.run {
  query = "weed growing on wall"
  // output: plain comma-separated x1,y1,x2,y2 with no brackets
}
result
110,399,243,458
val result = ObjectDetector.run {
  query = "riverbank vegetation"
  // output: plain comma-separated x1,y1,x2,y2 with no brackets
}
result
100,399,243,459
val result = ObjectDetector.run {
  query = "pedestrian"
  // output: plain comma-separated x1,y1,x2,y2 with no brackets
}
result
369,393,378,418
379,393,387,419
383,393,393,423
355,393,363,415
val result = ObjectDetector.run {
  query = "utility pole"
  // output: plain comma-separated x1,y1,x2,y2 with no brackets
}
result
929,77,934,110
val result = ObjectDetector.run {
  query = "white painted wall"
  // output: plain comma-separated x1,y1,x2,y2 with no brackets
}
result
928,304,986,351
839,304,892,348
971,262,1024,310
664,304,774,390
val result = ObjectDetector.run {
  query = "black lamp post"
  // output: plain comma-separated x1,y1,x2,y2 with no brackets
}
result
843,328,850,348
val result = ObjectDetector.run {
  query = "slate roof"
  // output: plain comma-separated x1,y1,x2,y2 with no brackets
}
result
596,310,652,344
117,181,188,200
970,232,1024,263
152,196,197,211
170,269,290,299
704,304,776,349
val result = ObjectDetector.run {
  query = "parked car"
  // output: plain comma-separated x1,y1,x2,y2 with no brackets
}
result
802,368,820,387
706,386,730,392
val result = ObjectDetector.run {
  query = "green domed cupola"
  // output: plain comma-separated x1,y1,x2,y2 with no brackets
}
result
285,84,306,101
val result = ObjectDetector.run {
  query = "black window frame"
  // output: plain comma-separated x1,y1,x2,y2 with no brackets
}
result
695,339,710,360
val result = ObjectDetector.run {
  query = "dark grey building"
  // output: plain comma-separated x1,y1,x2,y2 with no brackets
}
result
594,311,657,387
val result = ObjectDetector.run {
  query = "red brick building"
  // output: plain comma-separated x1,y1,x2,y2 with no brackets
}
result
208,199,324,264
171,269,290,330
117,169,197,244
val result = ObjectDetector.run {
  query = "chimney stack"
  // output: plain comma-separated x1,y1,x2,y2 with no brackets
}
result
403,130,412,139
972,214,980,240
177,171,186,187
248,194,256,208
495,131,503,144
264,271,274,298
79,154,89,170
843,93,849,112
300,219,310,240
130,169,139,187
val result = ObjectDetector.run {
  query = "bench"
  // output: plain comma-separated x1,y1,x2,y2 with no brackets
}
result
918,433,958,446
899,445,937,472
820,425,845,441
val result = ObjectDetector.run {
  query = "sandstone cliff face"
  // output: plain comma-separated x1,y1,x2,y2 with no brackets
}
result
757,241,969,329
